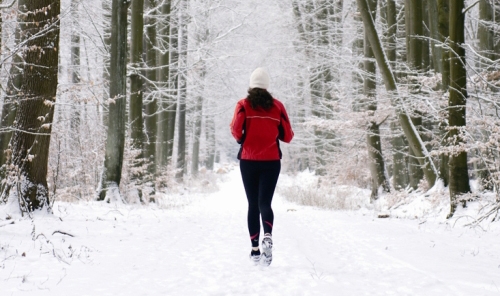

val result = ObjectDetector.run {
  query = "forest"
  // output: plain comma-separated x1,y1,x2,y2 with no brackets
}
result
0,0,499,222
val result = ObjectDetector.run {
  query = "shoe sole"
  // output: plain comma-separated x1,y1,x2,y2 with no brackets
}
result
260,237,273,266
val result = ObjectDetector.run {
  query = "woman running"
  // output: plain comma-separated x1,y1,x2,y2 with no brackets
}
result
230,67,294,266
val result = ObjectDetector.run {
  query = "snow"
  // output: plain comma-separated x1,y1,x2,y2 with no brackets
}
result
2,165,500,295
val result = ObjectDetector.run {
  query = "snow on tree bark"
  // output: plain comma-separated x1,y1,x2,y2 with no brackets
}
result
0,26,23,180
98,0,128,201
144,0,159,198
176,0,188,180
129,0,146,200
447,0,471,217
4,0,61,212
362,0,390,200
355,0,439,188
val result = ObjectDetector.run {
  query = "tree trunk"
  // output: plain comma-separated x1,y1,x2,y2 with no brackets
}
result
421,0,430,71
167,4,180,164
156,0,171,168
408,116,424,189
405,0,423,70
447,0,471,217
98,0,128,201
0,27,23,175
437,0,450,186
292,0,317,171
428,0,443,73
205,114,215,170
70,0,81,131
129,0,145,200
308,0,338,175
478,0,499,64
191,52,206,176
191,92,203,177
405,0,427,189
176,0,188,180
475,0,498,190
385,0,397,65
363,0,390,200
291,1,314,171
356,0,439,188
101,0,112,126
385,0,409,189
4,0,60,212
144,0,158,198
391,120,409,190
437,0,450,89
352,0,364,111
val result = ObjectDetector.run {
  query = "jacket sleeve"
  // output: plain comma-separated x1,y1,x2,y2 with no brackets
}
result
278,103,294,143
230,101,245,143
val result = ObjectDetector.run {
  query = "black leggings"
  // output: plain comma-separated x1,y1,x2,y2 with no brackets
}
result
240,160,281,248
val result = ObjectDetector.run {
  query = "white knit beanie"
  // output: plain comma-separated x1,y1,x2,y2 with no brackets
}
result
249,68,270,89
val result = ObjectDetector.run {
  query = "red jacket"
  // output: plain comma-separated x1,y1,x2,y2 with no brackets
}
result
230,98,294,160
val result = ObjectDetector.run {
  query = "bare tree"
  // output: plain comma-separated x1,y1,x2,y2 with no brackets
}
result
0,27,22,179
362,0,390,199
382,0,409,190
405,0,425,189
101,0,112,126
356,0,439,188
98,0,129,201
70,0,81,131
129,0,146,199
144,0,159,198
158,0,176,169
191,70,205,176
176,0,188,179
478,0,500,65
447,0,471,217
2,0,61,212
437,0,450,186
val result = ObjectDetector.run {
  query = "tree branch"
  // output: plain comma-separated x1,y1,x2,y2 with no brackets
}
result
0,0,16,9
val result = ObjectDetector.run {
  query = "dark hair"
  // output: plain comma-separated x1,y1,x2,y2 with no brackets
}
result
246,88,273,110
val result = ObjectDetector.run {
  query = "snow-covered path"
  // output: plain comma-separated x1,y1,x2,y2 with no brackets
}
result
2,166,500,295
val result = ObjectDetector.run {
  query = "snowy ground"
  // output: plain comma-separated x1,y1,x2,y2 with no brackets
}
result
1,165,500,295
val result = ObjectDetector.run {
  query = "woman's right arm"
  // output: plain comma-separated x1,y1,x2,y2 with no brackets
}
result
277,102,294,143
230,101,245,143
